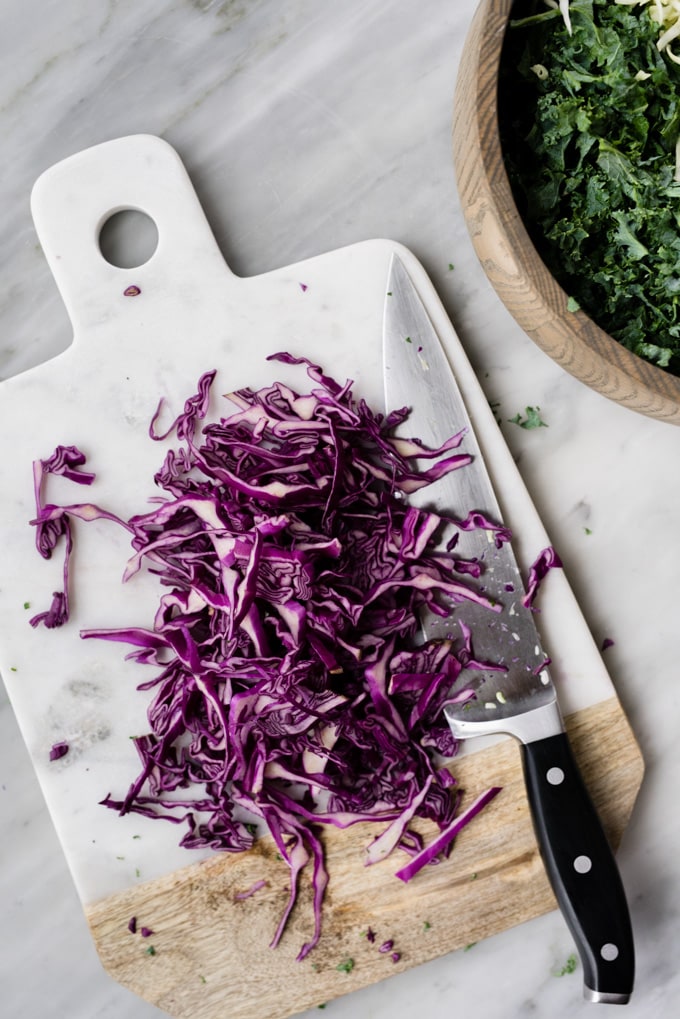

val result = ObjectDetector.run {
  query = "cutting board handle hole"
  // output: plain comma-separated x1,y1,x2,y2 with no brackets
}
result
98,208,159,269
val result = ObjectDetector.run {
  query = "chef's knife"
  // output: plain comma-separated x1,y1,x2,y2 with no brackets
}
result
382,253,634,1004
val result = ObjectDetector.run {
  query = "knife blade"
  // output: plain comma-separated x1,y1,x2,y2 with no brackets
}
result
382,253,634,1005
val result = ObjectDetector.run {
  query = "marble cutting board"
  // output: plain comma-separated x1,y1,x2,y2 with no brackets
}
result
0,135,643,1019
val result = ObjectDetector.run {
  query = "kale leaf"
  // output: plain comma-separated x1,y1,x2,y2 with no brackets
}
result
500,0,680,375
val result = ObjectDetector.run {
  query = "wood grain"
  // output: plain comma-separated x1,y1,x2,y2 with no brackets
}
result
85,696,643,1019
452,0,680,424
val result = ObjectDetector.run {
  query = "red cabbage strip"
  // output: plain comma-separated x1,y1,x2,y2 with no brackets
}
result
394,786,503,882
364,775,434,865
259,803,328,961
522,546,563,608
234,878,267,901
149,369,216,442
35,359,510,958
29,446,130,629
450,511,513,549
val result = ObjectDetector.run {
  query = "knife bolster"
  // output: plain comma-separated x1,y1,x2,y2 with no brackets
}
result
445,699,564,744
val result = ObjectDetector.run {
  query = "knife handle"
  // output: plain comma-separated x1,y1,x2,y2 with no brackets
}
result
521,731,635,1004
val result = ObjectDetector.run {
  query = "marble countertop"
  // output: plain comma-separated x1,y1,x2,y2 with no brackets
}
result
1,1,678,1017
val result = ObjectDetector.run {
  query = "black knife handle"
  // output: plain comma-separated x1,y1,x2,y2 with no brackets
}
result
521,731,634,1004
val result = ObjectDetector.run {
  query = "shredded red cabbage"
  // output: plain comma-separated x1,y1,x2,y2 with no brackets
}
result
31,354,511,960
522,546,563,609
233,878,268,901
394,785,502,882
29,446,128,629
49,740,70,762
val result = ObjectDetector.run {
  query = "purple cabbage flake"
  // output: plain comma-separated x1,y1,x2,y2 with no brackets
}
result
522,546,563,608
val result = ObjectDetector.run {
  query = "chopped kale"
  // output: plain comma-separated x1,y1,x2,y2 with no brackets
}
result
508,405,548,428
500,0,680,375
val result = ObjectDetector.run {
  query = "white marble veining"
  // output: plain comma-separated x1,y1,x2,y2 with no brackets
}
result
1,1,679,1017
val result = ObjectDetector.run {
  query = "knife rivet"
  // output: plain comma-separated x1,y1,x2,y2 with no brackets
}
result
574,855,592,874
546,767,565,786
601,943,619,962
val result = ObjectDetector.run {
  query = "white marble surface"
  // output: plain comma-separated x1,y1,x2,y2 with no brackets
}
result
1,1,678,1017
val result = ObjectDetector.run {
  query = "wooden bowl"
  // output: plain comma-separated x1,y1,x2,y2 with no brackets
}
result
452,0,680,425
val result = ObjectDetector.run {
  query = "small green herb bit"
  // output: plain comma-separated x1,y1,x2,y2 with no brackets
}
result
336,957,355,974
509,406,547,429
556,952,578,976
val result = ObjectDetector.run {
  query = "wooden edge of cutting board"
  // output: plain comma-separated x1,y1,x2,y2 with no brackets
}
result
84,696,643,1019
